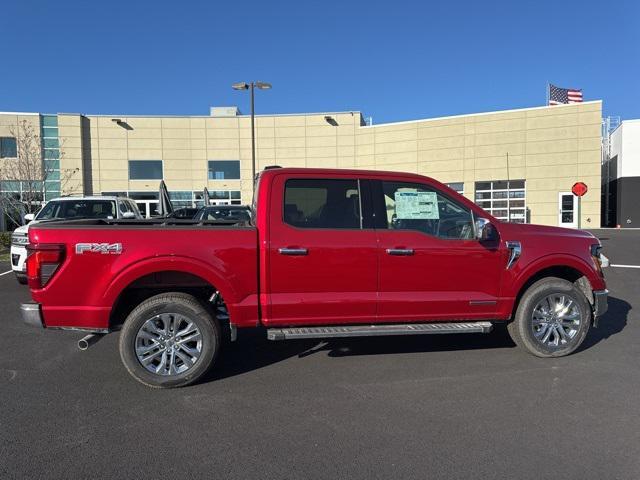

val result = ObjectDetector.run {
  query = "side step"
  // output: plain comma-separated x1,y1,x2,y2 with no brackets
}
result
267,322,493,341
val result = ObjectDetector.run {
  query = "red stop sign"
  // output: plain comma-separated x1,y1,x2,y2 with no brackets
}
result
572,182,588,197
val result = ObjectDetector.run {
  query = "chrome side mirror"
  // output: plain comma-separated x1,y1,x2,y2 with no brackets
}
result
24,213,35,223
475,218,497,242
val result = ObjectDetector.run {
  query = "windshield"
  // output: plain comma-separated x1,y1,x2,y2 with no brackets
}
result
36,200,118,220
196,207,250,221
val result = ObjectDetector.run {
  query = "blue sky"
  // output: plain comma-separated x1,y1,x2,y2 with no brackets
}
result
1,0,638,123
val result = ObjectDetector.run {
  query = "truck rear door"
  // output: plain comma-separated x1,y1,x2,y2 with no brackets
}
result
265,174,378,326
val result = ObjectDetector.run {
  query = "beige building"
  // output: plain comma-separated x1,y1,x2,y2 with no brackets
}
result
0,100,603,227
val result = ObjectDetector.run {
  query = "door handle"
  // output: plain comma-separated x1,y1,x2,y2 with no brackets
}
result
278,247,308,256
386,248,414,256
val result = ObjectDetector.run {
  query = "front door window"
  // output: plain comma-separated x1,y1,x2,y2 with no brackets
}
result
380,182,474,239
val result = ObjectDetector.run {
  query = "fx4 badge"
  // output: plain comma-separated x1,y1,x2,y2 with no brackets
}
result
75,243,122,255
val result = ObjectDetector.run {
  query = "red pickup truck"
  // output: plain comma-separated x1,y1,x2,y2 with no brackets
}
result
21,167,609,388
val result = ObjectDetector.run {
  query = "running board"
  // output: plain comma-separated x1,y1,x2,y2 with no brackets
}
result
267,322,493,341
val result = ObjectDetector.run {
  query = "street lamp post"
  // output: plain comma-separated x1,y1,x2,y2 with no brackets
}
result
232,81,271,193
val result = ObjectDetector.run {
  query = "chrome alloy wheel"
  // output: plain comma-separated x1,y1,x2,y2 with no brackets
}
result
531,294,582,348
135,313,203,376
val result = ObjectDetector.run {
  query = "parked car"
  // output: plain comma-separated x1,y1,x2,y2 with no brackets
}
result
193,205,251,222
167,207,200,219
20,168,608,388
11,196,142,283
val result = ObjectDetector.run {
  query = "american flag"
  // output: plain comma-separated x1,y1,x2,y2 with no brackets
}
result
549,84,583,105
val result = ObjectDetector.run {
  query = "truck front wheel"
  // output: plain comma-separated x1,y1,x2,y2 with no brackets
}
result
507,277,591,357
119,292,221,388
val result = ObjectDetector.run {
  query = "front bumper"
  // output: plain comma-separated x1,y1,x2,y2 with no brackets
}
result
593,289,609,318
20,303,44,328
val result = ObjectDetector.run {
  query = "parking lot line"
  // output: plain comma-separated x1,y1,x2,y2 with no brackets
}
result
611,264,640,269
0,270,13,277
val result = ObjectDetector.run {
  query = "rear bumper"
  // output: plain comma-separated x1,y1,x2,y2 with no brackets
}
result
20,303,44,328
593,289,609,318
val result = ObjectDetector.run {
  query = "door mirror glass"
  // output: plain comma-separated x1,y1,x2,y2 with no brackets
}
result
24,213,35,223
475,218,498,242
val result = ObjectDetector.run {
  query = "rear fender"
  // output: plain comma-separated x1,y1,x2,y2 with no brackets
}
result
102,255,254,327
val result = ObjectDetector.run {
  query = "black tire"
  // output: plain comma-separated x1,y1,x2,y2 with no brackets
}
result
119,292,221,388
507,277,591,358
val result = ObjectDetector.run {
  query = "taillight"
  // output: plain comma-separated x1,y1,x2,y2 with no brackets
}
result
26,244,65,289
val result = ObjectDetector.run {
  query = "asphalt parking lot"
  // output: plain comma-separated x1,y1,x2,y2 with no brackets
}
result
1,229,639,479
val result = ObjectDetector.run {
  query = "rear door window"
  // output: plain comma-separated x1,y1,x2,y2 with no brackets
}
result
283,179,362,229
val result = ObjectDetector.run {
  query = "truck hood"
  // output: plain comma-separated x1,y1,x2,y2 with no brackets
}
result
498,222,597,241
13,224,30,235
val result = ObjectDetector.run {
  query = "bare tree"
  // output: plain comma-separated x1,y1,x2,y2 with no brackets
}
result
0,120,79,228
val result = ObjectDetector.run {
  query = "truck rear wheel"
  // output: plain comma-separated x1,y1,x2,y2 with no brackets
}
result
507,277,591,357
118,292,220,388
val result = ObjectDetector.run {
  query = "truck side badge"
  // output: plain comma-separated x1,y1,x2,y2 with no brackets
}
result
75,243,122,255
505,241,521,269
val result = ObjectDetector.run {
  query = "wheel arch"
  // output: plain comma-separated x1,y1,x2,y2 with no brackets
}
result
104,256,239,330
510,254,598,318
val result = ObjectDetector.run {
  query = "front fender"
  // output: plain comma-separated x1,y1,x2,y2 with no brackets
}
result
508,253,604,298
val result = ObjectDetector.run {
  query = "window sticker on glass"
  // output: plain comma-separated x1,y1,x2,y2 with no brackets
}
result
394,191,439,219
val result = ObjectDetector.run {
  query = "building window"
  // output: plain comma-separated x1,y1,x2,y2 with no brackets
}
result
40,115,61,201
0,181,45,202
208,160,240,180
42,115,58,127
0,137,17,158
129,160,163,180
169,191,194,209
103,190,239,209
284,179,361,229
210,190,242,205
475,180,526,223
446,182,464,195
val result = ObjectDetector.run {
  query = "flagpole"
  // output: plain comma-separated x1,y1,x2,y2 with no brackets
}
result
546,81,550,106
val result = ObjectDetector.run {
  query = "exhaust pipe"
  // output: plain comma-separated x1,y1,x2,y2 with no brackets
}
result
78,333,105,351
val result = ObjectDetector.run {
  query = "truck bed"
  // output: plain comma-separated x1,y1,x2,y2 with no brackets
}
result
28,219,259,331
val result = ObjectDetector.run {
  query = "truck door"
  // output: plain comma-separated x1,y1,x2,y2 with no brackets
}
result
373,179,505,322
266,175,378,326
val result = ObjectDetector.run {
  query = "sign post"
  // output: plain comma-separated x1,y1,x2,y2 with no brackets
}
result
571,182,588,228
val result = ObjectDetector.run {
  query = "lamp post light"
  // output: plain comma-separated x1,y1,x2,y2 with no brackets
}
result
232,81,272,193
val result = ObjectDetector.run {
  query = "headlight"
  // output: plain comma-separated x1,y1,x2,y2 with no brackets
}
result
11,233,28,247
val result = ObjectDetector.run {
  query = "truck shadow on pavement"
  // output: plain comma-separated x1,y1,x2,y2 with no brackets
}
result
203,295,630,383
577,295,630,352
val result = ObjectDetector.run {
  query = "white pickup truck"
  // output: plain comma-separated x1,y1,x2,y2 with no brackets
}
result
11,196,142,283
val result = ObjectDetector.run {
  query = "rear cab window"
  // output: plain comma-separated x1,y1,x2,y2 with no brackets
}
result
283,178,362,229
